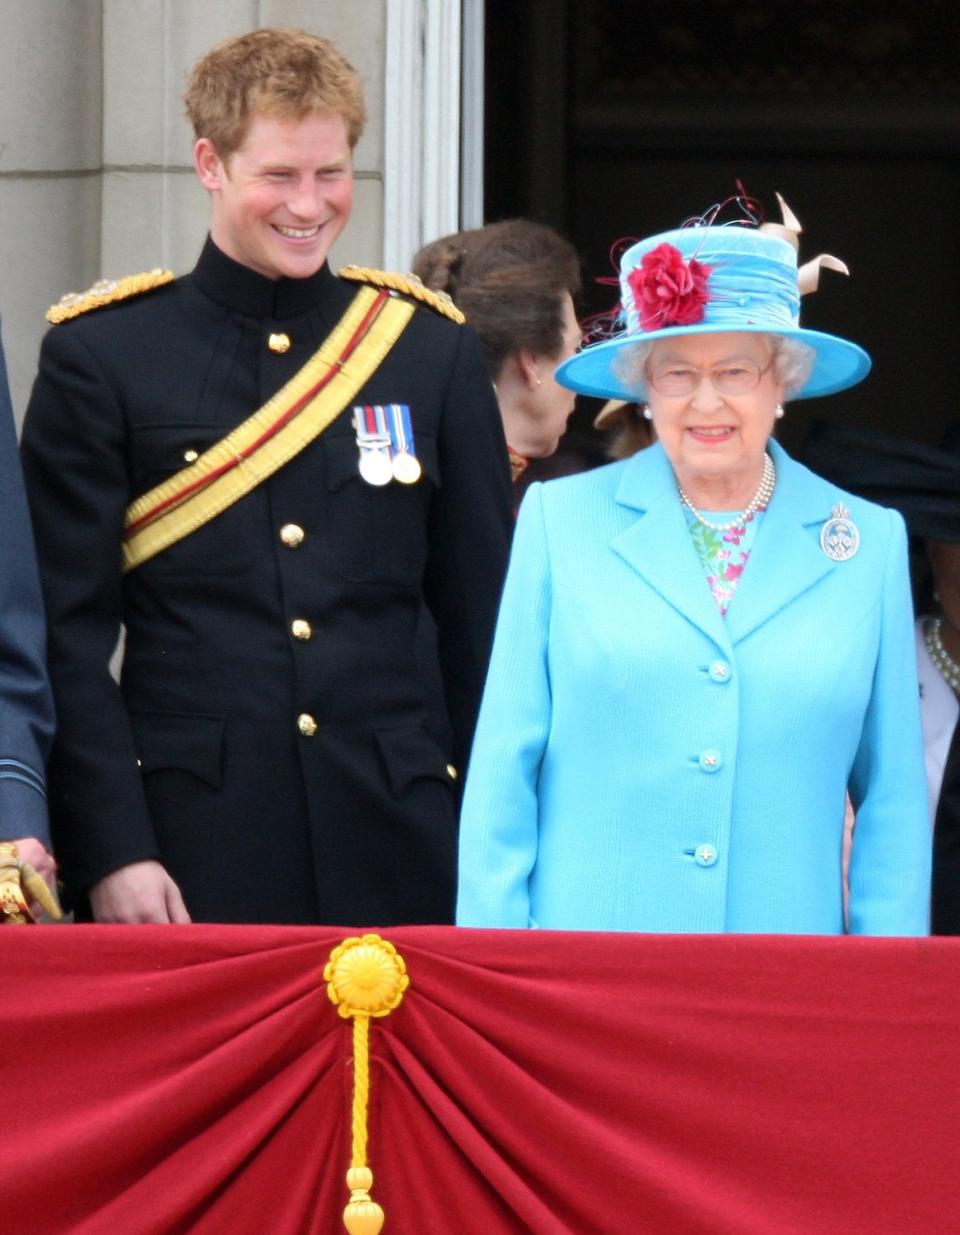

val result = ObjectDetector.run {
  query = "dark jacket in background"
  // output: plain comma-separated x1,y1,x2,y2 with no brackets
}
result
0,323,53,846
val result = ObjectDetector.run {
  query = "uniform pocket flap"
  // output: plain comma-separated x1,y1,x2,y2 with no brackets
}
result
130,711,225,787
323,430,440,492
374,724,452,798
129,422,223,485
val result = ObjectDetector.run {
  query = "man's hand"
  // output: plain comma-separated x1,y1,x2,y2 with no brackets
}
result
11,837,62,919
12,837,56,886
89,860,192,923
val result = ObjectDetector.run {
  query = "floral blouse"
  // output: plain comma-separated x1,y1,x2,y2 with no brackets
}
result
684,507,766,616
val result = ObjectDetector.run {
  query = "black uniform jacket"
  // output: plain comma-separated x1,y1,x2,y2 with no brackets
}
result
21,239,513,924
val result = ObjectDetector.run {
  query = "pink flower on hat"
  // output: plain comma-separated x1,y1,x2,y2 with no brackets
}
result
628,242,711,331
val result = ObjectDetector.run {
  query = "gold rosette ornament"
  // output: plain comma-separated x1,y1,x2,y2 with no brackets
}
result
325,934,409,1235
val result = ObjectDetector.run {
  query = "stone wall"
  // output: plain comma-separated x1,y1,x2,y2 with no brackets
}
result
0,0,392,418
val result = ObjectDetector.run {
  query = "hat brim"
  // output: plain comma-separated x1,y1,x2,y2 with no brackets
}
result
593,398,630,429
556,324,871,402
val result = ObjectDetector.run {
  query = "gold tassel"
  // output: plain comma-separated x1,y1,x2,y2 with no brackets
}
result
0,841,62,923
325,934,409,1234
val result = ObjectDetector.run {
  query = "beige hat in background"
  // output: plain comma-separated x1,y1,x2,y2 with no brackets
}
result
593,398,630,430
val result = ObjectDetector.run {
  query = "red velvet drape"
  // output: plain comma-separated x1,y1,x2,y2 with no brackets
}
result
2,926,957,1234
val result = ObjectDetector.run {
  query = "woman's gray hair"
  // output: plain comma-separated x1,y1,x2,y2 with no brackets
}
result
771,336,815,398
611,333,816,402
612,341,654,399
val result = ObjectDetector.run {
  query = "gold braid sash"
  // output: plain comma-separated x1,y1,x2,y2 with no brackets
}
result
122,286,415,573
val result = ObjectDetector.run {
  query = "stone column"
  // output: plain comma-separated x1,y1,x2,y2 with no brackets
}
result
0,0,103,418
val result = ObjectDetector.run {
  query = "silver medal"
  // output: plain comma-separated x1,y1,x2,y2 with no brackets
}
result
358,448,393,486
354,406,393,486
820,502,860,561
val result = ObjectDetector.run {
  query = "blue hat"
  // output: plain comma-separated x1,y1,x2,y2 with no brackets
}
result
557,201,871,402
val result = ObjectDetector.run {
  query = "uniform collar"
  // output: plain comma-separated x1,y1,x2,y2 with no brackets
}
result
190,235,346,321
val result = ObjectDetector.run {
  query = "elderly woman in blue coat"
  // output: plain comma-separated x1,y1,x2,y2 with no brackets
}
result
457,196,930,935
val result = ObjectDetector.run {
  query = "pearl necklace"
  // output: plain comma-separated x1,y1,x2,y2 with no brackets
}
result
678,453,776,532
924,616,960,693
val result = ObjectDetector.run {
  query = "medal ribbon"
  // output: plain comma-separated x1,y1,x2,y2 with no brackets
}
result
391,404,414,457
122,287,415,572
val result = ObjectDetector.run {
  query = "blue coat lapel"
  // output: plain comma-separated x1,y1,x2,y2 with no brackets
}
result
610,443,732,654
609,440,842,653
725,440,838,645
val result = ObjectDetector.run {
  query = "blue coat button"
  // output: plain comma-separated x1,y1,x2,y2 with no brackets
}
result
699,749,722,772
709,660,731,683
695,844,718,866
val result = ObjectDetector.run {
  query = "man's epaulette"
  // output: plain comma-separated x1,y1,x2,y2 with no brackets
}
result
338,265,465,325
45,268,176,324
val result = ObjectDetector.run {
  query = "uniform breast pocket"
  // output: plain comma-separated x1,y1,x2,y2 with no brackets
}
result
130,709,225,788
128,423,255,576
322,430,440,585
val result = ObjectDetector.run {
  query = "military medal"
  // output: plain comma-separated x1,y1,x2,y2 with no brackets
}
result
353,406,393,486
387,404,422,484
393,449,421,484
820,502,860,561
359,450,392,486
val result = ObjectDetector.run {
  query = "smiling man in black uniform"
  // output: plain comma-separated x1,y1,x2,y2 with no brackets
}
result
21,28,512,924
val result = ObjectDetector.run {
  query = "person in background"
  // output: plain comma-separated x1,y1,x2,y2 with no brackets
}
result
0,323,55,893
592,397,655,460
412,219,581,489
457,193,930,936
21,28,511,925
802,421,960,933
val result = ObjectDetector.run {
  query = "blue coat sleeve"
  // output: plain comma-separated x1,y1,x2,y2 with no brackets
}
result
0,323,54,846
847,509,930,935
457,482,552,927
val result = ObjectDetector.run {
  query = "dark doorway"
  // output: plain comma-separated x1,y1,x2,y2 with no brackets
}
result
485,1,960,459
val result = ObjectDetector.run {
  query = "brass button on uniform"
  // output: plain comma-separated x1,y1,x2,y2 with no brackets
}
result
291,619,312,641
268,332,291,354
297,712,317,737
446,763,458,780
183,448,199,464
279,523,305,548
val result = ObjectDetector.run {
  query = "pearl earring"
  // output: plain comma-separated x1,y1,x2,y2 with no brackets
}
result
774,404,785,420
642,405,652,421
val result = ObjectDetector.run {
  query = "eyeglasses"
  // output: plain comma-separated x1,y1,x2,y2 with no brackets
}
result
645,357,775,398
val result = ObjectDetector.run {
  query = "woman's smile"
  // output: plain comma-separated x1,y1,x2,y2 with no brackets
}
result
688,424,735,443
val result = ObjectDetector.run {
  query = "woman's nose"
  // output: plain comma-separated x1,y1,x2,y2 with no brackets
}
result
689,372,724,410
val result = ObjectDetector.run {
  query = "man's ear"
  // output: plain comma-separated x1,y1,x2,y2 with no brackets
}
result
194,138,226,192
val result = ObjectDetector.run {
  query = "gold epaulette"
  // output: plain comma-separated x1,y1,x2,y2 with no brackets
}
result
338,265,465,325
46,267,175,324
